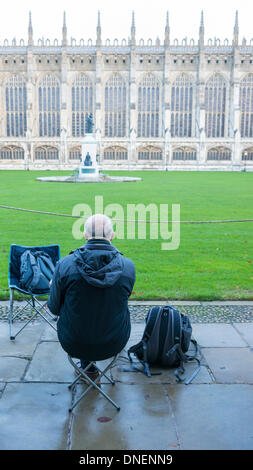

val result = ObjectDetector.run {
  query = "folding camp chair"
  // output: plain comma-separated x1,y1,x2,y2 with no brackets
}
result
68,354,120,412
8,244,60,340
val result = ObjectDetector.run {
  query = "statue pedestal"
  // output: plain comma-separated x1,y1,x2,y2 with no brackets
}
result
78,133,99,179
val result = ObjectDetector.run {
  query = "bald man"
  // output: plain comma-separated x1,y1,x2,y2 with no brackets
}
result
48,214,136,383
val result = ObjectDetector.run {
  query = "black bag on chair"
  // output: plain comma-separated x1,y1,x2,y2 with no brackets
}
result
20,249,55,294
127,305,201,384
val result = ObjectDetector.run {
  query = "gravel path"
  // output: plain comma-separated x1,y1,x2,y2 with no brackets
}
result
1,301,253,323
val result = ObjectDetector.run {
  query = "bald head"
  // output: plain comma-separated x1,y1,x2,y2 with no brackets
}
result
84,214,114,241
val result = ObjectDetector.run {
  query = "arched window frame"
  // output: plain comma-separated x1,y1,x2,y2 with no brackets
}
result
242,147,253,161
240,74,253,138
170,74,194,138
172,147,197,161
5,75,27,137
207,147,231,161
103,146,128,160
34,146,59,160
0,146,24,160
104,73,127,137
69,146,82,161
137,145,163,161
71,74,94,137
205,74,227,138
38,75,60,137
137,74,161,138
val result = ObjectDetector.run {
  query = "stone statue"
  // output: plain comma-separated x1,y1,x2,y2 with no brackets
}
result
86,113,94,134
84,152,92,167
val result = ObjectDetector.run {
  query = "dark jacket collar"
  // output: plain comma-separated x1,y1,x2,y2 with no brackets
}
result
86,238,111,246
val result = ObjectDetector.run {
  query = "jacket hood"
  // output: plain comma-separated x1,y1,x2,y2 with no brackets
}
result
73,242,124,288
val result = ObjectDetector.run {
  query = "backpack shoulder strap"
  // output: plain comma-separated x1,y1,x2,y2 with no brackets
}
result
127,306,162,377
128,306,160,356
28,252,41,292
143,306,161,341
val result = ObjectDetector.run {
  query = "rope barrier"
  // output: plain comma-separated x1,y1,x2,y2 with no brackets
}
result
1,204,253,224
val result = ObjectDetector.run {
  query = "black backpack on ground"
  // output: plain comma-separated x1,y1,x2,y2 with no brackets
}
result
127,305,201,384
20,249,56,294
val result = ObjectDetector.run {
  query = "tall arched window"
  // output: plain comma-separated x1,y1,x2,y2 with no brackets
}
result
240,74,253,138
137,74,160,137
38,75,60,137
5,75,27,137
105,74,127,137
171,74,193,137
72,74,93,137
205,74,227,137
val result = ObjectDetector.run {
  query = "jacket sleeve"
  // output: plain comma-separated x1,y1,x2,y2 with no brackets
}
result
124,260,136,297
47,262,63,316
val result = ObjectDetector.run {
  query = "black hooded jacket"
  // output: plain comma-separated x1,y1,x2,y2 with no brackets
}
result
47,239,136,361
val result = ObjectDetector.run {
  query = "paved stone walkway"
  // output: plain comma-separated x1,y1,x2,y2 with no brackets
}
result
1,302,253,450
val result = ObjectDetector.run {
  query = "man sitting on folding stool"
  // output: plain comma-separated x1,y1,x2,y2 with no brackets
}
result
47,213,135,386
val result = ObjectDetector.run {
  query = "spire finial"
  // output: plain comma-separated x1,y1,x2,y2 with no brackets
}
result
165,11,170,46
28,11,33,46
96,10,102,46
131,11,136,45
200,10,204,28
62,11,67,46
131,11,135,29
199,10,204,47
233,10,239,46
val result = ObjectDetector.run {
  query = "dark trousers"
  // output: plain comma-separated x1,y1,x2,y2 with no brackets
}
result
80,360,97,372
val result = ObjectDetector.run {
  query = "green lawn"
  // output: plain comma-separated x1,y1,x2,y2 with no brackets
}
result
0,170,253,300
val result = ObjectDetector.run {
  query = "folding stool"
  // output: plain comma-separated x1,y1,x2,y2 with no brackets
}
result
8,244,60,340
68,354,120,412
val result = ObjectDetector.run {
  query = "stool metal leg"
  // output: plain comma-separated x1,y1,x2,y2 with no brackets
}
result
68,355,120,412
9,288,14,340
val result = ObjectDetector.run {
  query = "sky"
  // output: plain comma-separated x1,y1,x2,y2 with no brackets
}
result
0,0,252,45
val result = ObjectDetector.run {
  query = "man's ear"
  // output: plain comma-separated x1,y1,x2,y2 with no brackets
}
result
110,231,115,241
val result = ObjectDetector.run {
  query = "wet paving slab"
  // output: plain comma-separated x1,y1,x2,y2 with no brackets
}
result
201,348,253,384
70,383,178,451
0,382,70,450
166,384,253,450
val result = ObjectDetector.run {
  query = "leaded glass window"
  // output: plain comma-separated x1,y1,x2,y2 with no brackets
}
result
5,75,27,137
240,74,253,138
171,74,193,137
38,75,60,137
242,148,253,161
207,147,231,160
172,147,197,160
104,146,128,160
69,146,81,160
138,146,162,161
105,74,127,137
137,74,160,137
35,146,59,160
72,75,93,137
205,74,227,138
0,146,24,160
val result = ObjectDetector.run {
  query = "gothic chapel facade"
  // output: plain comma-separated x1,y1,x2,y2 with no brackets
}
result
0,11,253,171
